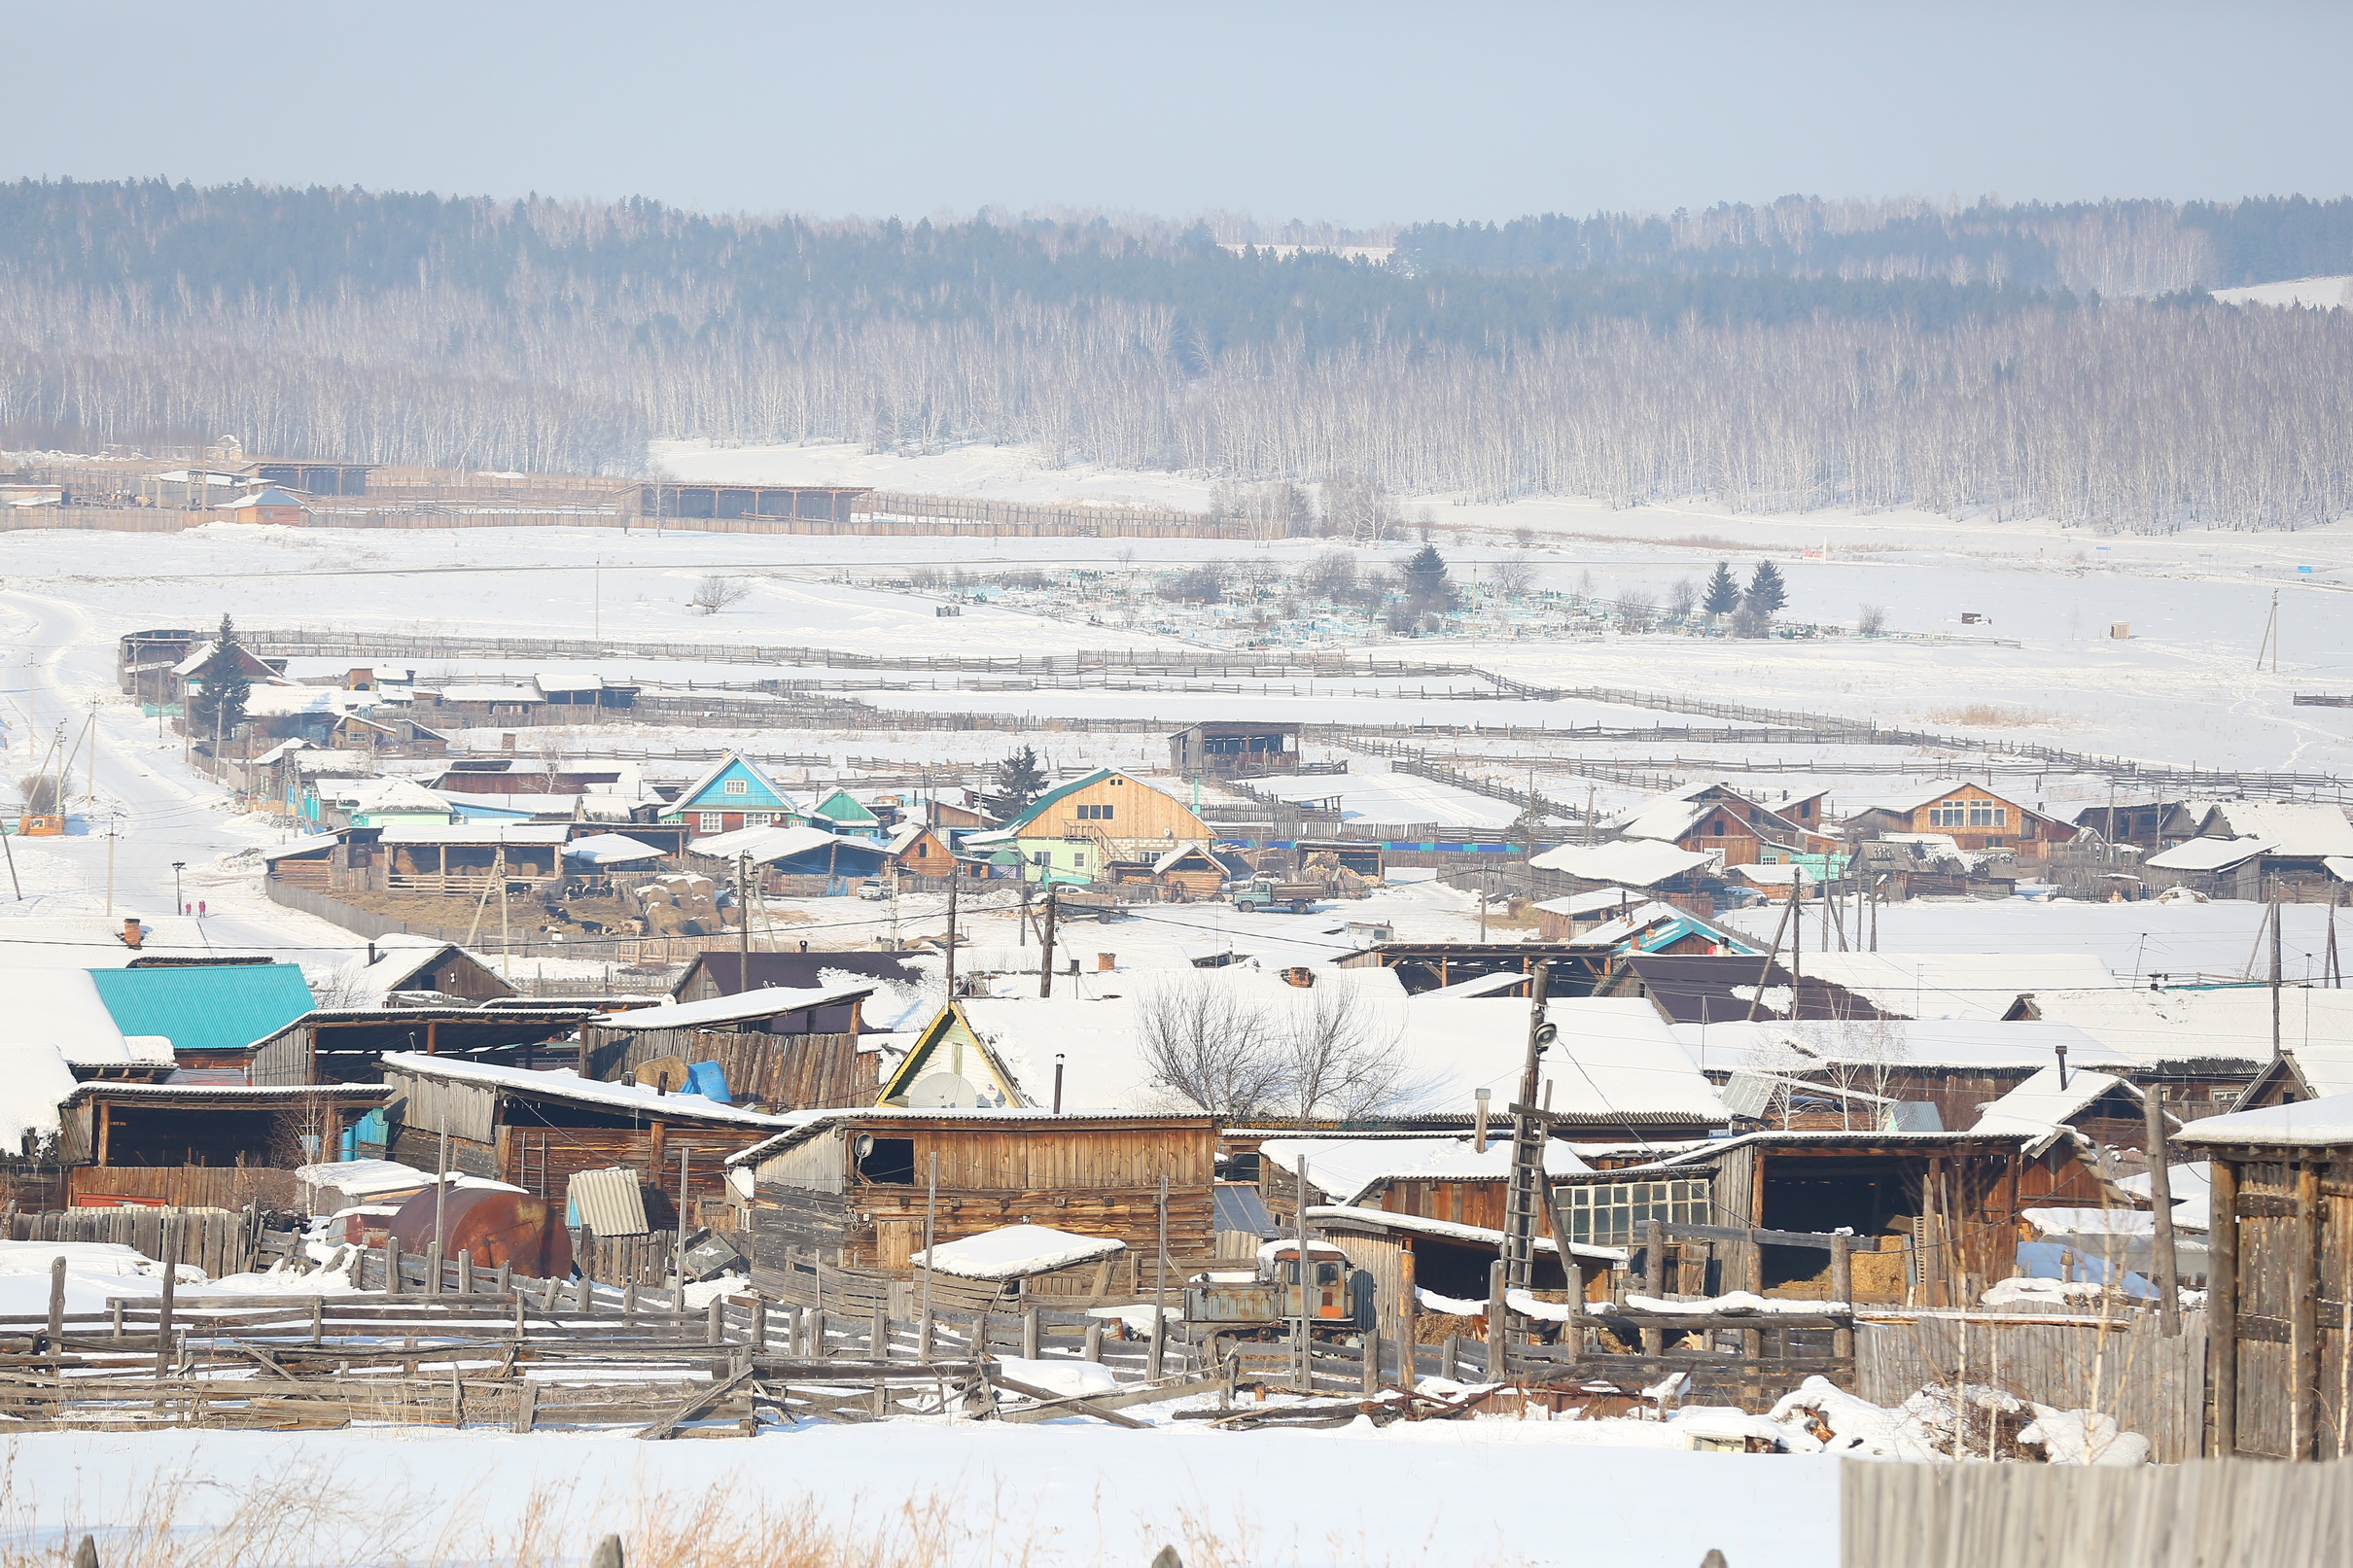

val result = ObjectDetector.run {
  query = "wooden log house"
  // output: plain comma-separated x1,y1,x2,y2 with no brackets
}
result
56,1082,392,1210
377,1052,790,1231
728,1110,1216,1293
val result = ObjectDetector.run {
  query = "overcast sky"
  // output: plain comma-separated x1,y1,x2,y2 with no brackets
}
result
8,2,2349,224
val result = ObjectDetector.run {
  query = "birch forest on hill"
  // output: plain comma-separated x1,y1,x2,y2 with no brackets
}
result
6,180,2353,531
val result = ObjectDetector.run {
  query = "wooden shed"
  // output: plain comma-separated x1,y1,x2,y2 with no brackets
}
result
247,1007,594,1086
729,1110,1216,1289
57,1082,391,1211
374,822,567,894
1545,1129,2105,1307
574,982,878,1110
376,1052,788,1230
2176,1096,2353,1459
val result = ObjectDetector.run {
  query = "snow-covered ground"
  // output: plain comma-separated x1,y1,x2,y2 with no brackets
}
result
1,1421,1836,1568
2211,274,2353,309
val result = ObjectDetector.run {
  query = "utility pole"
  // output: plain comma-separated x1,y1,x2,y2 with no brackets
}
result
2271,883,2285,1060
2257,589,2281,674
738,852,753,967
104,816,117,919
1038,883,1059,998
1501,962,1554,1291
943,873,960,997
2145,1089,2181,1339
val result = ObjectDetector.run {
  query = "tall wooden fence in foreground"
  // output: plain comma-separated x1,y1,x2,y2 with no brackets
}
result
1856,1312,2207,1463
1843,1455,2353,1568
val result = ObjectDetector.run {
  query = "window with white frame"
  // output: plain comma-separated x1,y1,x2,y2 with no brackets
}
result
1967,804,2006,827
698,813,724,832
722,779,750,795
1554,1177,1712,1248
743,812,774,827
1927,800,1969,826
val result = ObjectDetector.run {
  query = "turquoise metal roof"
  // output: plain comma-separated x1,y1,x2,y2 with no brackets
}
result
88,964,317,1056
999,769,1117,832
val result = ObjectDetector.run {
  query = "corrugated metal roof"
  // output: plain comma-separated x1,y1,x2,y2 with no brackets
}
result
568,1166,651,1236
88,963,316,1055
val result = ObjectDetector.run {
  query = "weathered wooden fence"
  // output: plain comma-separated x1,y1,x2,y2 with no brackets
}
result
1855,1310,2207,1464
1842,1454,2353,1568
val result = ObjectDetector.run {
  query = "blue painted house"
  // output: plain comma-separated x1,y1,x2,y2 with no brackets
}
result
659,752,800,836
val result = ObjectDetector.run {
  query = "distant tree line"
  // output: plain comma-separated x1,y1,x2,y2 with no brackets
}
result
3,181,2352,532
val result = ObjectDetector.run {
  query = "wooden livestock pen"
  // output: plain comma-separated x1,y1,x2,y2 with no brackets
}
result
574,981,878,1110
53,1083,391,1211
378,1052,787,1229
1546,1130,2106,1308
733,1111,1216,1287
373,823,567,896
2177,1100,2353,1459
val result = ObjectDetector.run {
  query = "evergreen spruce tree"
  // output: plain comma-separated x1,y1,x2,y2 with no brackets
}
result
994,745,1049,813
1400,544,1458,612
1703,561,1742,616
1745,559,1788,616
188,612,252,750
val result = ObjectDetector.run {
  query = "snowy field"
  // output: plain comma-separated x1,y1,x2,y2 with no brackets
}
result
0,1423,1836,1568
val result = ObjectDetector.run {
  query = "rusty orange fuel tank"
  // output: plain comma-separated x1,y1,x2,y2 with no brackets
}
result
388,1186,574,1278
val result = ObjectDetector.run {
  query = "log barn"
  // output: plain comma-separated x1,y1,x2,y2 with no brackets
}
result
575,982,880,1111
2176,1096,2353,1460
377,1052,789,1231
728,1109,1216,1291
1545,1128,2107,1307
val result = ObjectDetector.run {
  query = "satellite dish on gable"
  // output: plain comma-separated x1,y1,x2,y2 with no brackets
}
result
906,1072,979,1108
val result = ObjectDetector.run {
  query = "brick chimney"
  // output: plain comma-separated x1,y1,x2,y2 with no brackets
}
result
1282,966,1316,989
1097,952,1116,972
122,918,144,950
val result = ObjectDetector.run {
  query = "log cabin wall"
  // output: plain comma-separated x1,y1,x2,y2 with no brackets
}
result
585,1027,872,1110
2203,1146,2353,1461
1372,1176,1554,1238
747,1118,1216,1274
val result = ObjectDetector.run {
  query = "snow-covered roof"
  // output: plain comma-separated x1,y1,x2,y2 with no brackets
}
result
1670,1017,2134,1077
2144,836,2271,872
1420,971,1531,999
1731,863,1813,888
2199,802,2353,857
1857,779,1979,815
908,1223,1124,1280
1606,784,1716,843
437,683,543,704
374,821,572,846
221,486,305,509
1256,1133,1591,1204
261,831,345,861
1527,840,1716,887
561,832,670,866
1971,1065,2138,1155
2116,1162,2212,1230
2174,1092,2353,1150
588,982,874,1031
8,969,177,1066
685,824,859,864
1150,840,1217,874
2019,986,2353,1068
1530,888,1646,919
1795,953,2116,1022
377,1052,790,1127
241,685,368,718
316,776,449,814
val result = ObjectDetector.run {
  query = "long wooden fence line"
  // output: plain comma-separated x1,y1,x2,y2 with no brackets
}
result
242,629,2348,797
1840,1455,2353,1568
1,1203,264,1276
1854,1312,2207,1464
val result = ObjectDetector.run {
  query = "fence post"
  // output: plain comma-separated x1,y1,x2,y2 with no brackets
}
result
1486,1260,1508,1379
1831,1234,1855,1364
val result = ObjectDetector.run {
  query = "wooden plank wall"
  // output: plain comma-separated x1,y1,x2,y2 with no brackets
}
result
62,1167,303,1213
1841,1453,2353,1568
2214,1151,2353,1460
1856,1313,2208,1465
599,1028,872,1109
0,1205,261,1275
383,1071,499,1144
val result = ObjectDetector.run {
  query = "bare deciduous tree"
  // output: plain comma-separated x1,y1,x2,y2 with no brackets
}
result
1857,602,1888,635
1667,577,1700,619
1491,555,1536,601
1136,981,1288,1118
1617,587,1658,632
1277,982,1407,1121
689,575,752,614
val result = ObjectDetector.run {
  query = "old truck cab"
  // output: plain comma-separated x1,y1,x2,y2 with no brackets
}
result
1182,1238,1374,1332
